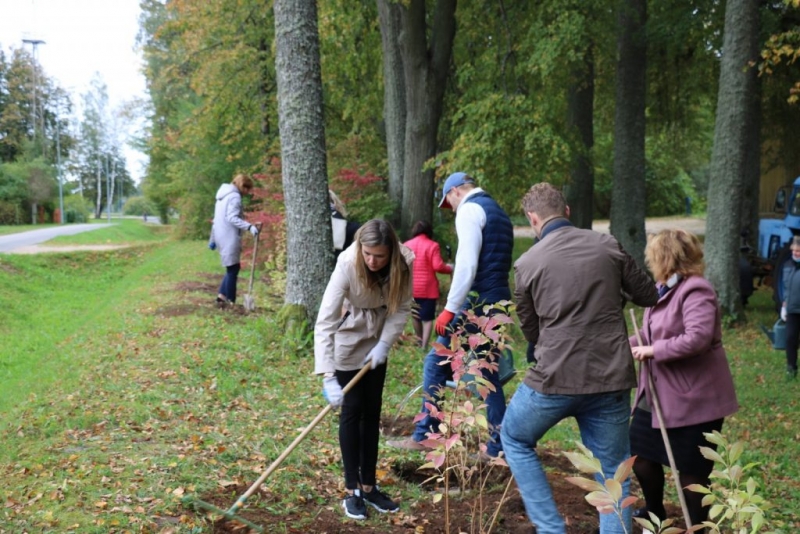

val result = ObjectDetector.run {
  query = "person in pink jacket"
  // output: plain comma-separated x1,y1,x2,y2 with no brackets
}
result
403,220,453,349
629,229,738,530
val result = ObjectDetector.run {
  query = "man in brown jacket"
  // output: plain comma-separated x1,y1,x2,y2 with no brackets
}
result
500,183,658,534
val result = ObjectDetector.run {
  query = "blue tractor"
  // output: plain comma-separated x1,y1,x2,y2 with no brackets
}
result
757,175,800,309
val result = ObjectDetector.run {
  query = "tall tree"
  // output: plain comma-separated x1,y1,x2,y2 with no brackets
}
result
610,0,647,266
705,0,760,318
377,0,406,225
565,45,595,229
274,0,334,322
397,0,457,237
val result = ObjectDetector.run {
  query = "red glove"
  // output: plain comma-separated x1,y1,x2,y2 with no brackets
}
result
435,310,456,336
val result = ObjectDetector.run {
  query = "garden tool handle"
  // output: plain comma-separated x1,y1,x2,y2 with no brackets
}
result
229,364,372,512
247,223,262,294
629,309,692,529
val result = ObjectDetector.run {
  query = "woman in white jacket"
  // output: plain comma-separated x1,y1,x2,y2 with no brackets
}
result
209,174,259,306
314,219,414,520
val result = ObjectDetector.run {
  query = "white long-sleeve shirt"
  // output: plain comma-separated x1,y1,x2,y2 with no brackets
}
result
445,187,487,314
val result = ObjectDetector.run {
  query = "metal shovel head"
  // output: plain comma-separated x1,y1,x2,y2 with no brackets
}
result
244,294,255,311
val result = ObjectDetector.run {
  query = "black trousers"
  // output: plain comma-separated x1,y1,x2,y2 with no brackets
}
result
336,364,387,490
785,312,800,371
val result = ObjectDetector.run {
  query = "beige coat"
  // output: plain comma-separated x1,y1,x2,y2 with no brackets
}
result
314,243,414,374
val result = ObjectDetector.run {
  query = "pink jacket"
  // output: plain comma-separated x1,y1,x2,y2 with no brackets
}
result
631,275,738,428
403,234,452,299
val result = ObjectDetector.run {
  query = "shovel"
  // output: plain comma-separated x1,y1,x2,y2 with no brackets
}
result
183,364,371,531
243,223,262,312
629,309,692,530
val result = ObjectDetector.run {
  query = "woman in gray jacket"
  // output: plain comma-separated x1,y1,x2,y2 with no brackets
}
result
314,219,414,521
209,174,259,306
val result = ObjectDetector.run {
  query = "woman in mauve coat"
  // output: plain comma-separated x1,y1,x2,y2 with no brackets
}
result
629,229,738,530
403,220,452,349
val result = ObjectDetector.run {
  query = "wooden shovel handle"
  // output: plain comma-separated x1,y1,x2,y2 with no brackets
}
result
629,309,692,529
229,364,372,512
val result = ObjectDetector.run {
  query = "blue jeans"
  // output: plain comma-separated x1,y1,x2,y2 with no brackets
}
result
500,383,632,534
411,312,507,457
219,262,241,302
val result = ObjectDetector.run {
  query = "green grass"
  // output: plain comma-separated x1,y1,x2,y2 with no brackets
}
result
46,219,169,245
0,223,58,236
0,233,797,533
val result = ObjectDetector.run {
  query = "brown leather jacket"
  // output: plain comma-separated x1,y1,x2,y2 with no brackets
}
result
514,221,658,394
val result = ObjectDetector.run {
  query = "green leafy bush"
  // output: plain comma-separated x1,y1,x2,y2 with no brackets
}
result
63,195,92,223
0,201,21,225
123,196,158,216
416,302,516,534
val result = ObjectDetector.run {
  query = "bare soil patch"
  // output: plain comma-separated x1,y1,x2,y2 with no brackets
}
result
182,415,667,533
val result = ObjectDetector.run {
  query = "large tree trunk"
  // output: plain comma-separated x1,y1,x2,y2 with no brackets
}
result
377,0,406,227
705,0,760,318
398,0,457,238
610,0,647,267
565,45,595,230
274,0,333,323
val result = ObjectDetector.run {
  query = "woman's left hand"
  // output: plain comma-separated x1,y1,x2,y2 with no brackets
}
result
363,341,390,369
631,345,654,361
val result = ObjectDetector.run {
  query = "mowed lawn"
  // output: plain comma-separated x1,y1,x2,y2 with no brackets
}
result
0,221,797,533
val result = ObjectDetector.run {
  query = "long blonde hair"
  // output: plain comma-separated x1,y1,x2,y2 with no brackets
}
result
353,219,409,315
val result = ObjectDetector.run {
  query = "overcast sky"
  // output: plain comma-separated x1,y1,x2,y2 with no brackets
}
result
0,0,148,182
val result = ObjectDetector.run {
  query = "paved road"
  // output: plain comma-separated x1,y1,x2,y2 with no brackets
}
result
0,224,113,253
514,216,707,238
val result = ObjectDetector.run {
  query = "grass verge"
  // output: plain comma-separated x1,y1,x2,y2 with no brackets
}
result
0,233,797,533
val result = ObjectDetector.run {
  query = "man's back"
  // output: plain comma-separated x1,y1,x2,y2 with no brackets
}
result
515,225,656,395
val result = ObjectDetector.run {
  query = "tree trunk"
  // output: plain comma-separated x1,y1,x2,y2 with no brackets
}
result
377,0,406,227
565,45,595,230
95,161,103,219
740,72,762,252
610,0,647,267
398,0,457,238
274,0,334,323
705,0,760,319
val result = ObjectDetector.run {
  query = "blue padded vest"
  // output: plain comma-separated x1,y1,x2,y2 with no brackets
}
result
464,192,513,306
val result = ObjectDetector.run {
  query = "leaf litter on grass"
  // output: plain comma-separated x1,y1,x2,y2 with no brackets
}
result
2,245,798,533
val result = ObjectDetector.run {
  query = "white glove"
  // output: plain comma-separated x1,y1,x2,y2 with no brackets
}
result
781,306,788,322
363,340,391,370
249,225,259,236
322,376,343,407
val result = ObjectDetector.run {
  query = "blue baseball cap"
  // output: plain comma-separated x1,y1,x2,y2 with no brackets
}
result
438,172,474,209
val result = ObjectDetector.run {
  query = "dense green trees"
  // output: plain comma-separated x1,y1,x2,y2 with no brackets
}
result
0,47,72,223
136,0,800,317
0,45,133,224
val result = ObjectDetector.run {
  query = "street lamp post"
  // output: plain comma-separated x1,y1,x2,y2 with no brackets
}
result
21,38,45,142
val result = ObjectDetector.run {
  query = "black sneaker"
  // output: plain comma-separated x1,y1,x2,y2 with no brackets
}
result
363,486,399,513
342,489,367,520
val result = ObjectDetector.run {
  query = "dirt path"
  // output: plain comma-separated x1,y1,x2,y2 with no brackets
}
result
514,215,707,238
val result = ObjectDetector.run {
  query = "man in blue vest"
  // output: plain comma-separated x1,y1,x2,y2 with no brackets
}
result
388,172,514,458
